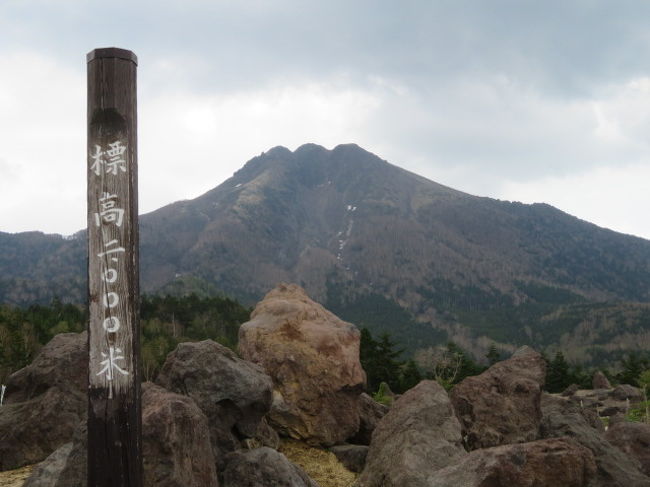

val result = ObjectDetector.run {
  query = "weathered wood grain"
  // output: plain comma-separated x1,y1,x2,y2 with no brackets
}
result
86,47,142,487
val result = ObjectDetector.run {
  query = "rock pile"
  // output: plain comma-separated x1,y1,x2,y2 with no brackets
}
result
3,283,650,487
355,347,650,487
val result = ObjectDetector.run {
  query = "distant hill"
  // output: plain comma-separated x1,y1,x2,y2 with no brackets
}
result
2,143,650,365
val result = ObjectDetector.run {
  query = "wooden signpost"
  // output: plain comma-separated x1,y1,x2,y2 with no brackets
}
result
87,47,142,487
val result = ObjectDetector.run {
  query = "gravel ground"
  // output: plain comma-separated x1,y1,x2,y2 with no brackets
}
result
0,465,33,487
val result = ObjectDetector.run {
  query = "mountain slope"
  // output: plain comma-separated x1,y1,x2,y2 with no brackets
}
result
2,143,650,363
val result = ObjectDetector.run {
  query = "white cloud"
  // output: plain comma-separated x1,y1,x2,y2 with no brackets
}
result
138,77,383,215
0,50,85,235
0,50,384,234
1,46,649,244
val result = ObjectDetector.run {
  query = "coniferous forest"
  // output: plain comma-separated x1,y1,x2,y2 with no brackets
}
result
3,294,648,399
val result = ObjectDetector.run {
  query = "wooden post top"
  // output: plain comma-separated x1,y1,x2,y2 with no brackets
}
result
87,48,138,65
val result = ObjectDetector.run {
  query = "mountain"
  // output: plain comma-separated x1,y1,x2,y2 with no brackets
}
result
2,143,650,364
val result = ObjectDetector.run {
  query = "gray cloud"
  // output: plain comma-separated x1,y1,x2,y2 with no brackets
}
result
1,1,650,238
5,0,650,93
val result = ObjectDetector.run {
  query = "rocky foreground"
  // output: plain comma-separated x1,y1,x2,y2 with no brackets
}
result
1,283,650,487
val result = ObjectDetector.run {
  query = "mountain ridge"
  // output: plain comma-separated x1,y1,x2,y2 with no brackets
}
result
2,143,650,364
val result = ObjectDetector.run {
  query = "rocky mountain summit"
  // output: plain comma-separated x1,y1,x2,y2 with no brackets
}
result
1,284,649,486
2,143,650,365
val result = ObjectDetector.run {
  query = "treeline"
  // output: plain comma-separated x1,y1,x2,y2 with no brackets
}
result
0,294,251,384
544,350,650,393
4,296,649,399
140,294,250,380
359,328,485,399
360,328,650,400
0,298,86,383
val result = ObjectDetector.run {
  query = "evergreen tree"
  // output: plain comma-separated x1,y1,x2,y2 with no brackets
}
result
567,364,591,389
359,328,404,393
374,333,403,392
546,351,571,393
617,353,650,386
399,359,422,392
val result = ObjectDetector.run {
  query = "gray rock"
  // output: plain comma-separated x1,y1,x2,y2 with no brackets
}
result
450,347,546,449
222,447,318,487
26,383,220,487
540,394,650,486
606,421,650,477
592,371,612,389
561,383,580,396
26,421,86,487
357,380,466,487
54,423,86,487
612,384,644,402
250,417,280,450
0,332,87,471
427,438,597,487
156,340,273,467
329,444,368,473
601,405,624,417
347,393,389,445
23,443,73,487
142,383,219,487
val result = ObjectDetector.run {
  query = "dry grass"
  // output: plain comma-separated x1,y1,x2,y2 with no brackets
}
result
0,465,33,487
279,438,357,487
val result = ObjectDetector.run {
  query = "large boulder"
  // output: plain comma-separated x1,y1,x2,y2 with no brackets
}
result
25,383,220,487
605,421,650,477
540,394,650,486
450,346,546,449
612,384,644,402
357,380,466,487
347,393,389,445
0,332,87,470
238,283,366,446
221,447,318,487
592,371,612,389
142,383,219,487
155,340,273,466
427,438,597,487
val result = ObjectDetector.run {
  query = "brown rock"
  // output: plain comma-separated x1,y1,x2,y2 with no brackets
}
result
329,444,368,473
238,283,365,446
561,383,581,396
25,383,220,487
428,438,597,487
347,393,389,445
0,332,87,471
450,346,546,449
612,384,644,402
540,393,650,486
142,383,219,487
592,371,612,389
357,380,466,487
222,447,318,487
606,421,650,477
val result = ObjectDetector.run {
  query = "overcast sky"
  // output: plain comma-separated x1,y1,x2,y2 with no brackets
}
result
1,0,650,239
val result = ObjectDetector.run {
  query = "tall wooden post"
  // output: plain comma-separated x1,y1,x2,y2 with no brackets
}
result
86,47,142,487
